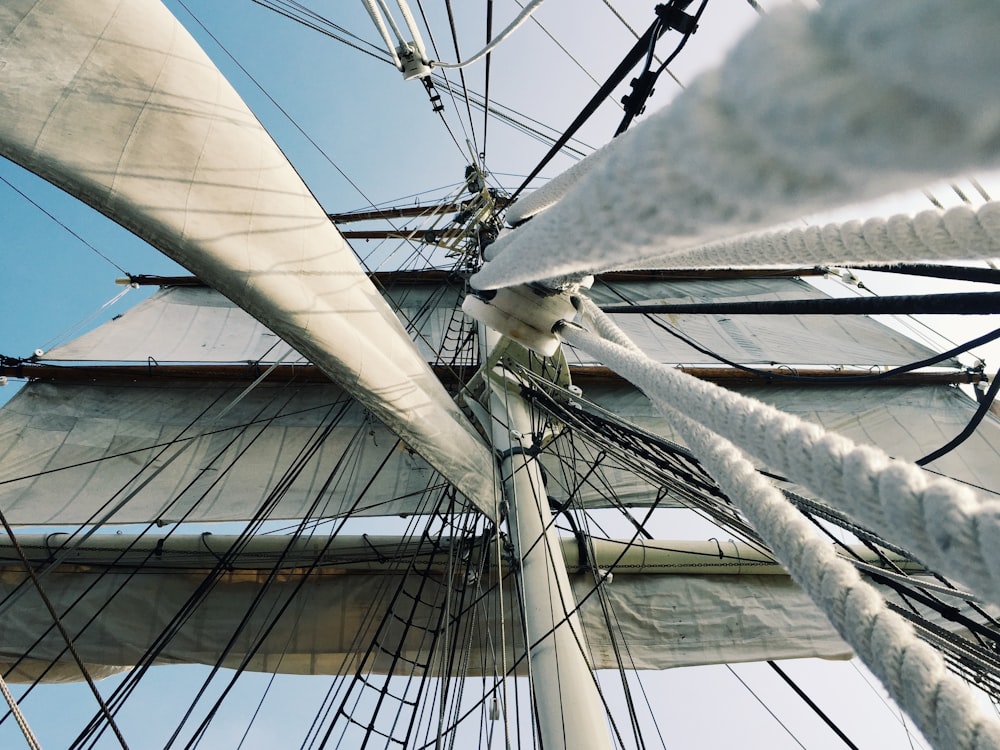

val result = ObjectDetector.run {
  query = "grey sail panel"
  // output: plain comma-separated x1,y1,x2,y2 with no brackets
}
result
6,291,993,522
43,287,309,364
0,382,442,524
0,566,860,682
42,276,946,371
579,276,949,367
0,379,693,524
42,283,472,367
568,383,1000,505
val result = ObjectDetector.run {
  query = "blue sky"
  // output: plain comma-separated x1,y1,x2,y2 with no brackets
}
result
3,1,998,747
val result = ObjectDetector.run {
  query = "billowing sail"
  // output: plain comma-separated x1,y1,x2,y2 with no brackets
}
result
0,0,496,517
2,274,995,525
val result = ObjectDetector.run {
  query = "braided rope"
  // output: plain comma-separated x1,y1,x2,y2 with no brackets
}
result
471,0,1000,292
0,671,42,750
562,318,1000,609
655,202,1000,270
665,406,1000,750
575,296,642,352
564,308,1000,747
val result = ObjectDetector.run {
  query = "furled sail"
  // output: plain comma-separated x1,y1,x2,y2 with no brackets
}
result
0,0,496,517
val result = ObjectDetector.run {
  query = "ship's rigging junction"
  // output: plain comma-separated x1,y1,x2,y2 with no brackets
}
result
1,1,1000,749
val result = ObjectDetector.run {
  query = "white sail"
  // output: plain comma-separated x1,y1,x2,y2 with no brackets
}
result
0,0,497,517
0,536,947,683
0,565,863,682
4,276,995,524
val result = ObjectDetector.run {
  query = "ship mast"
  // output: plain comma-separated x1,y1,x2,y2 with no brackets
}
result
474,327,613,750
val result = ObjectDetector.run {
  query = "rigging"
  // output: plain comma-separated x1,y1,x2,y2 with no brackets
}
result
511,0,707,204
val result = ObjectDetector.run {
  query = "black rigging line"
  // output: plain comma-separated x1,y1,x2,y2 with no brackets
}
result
570,499,651,749
726,666,808,750
0,169,128,275
917,366,1000,465
508,7,677,204
252,0,592,162
442,0,481,157
0,387,237,622
0,396,351,489
602,280,1000,384
298,494,442,750
72,398,356,749
524,369,1000,695
852,263,1000,287
0,387,294,717
177,0,431,273
514,0,619,105
510,0,705,204
171,420,380,750
455,86,593,156
767,662,860,750
614,0,708,137
413,1,479,160
483,0,494,160
312,495,478,749
250,0,394,64
0,511,131,750
600,290,1000,317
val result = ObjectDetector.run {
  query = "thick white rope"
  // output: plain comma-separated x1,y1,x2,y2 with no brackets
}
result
502,141,618,227
560,313,1000,609
472,0,1000,291
375,0,407,46
642,201,1000,270
395,0,430,64
565,308,1000,748
361,0,402,69
663,406,1000,750
575,295,641,352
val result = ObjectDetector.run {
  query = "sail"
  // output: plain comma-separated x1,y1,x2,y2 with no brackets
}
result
0,0,496,517
4,274,996,524
0,565,862,682
2,1,1000,747
0,536,947,683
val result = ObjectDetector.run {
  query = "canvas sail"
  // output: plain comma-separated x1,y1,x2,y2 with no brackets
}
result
0,0,497,517
2,275,996,524
1,0,1000,747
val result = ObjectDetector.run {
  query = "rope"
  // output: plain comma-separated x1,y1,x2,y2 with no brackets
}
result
563,310,1000,749
560,312,1000,613
396,0,430,62
470,0,1000,291
432,0,546,70
653,202,1000,270
0,671,42,750
0,511,130,749
501,141,615,227
664,406,1000,749
360,0,403,68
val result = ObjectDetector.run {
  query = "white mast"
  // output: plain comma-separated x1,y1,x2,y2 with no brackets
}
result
480,335,614,749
